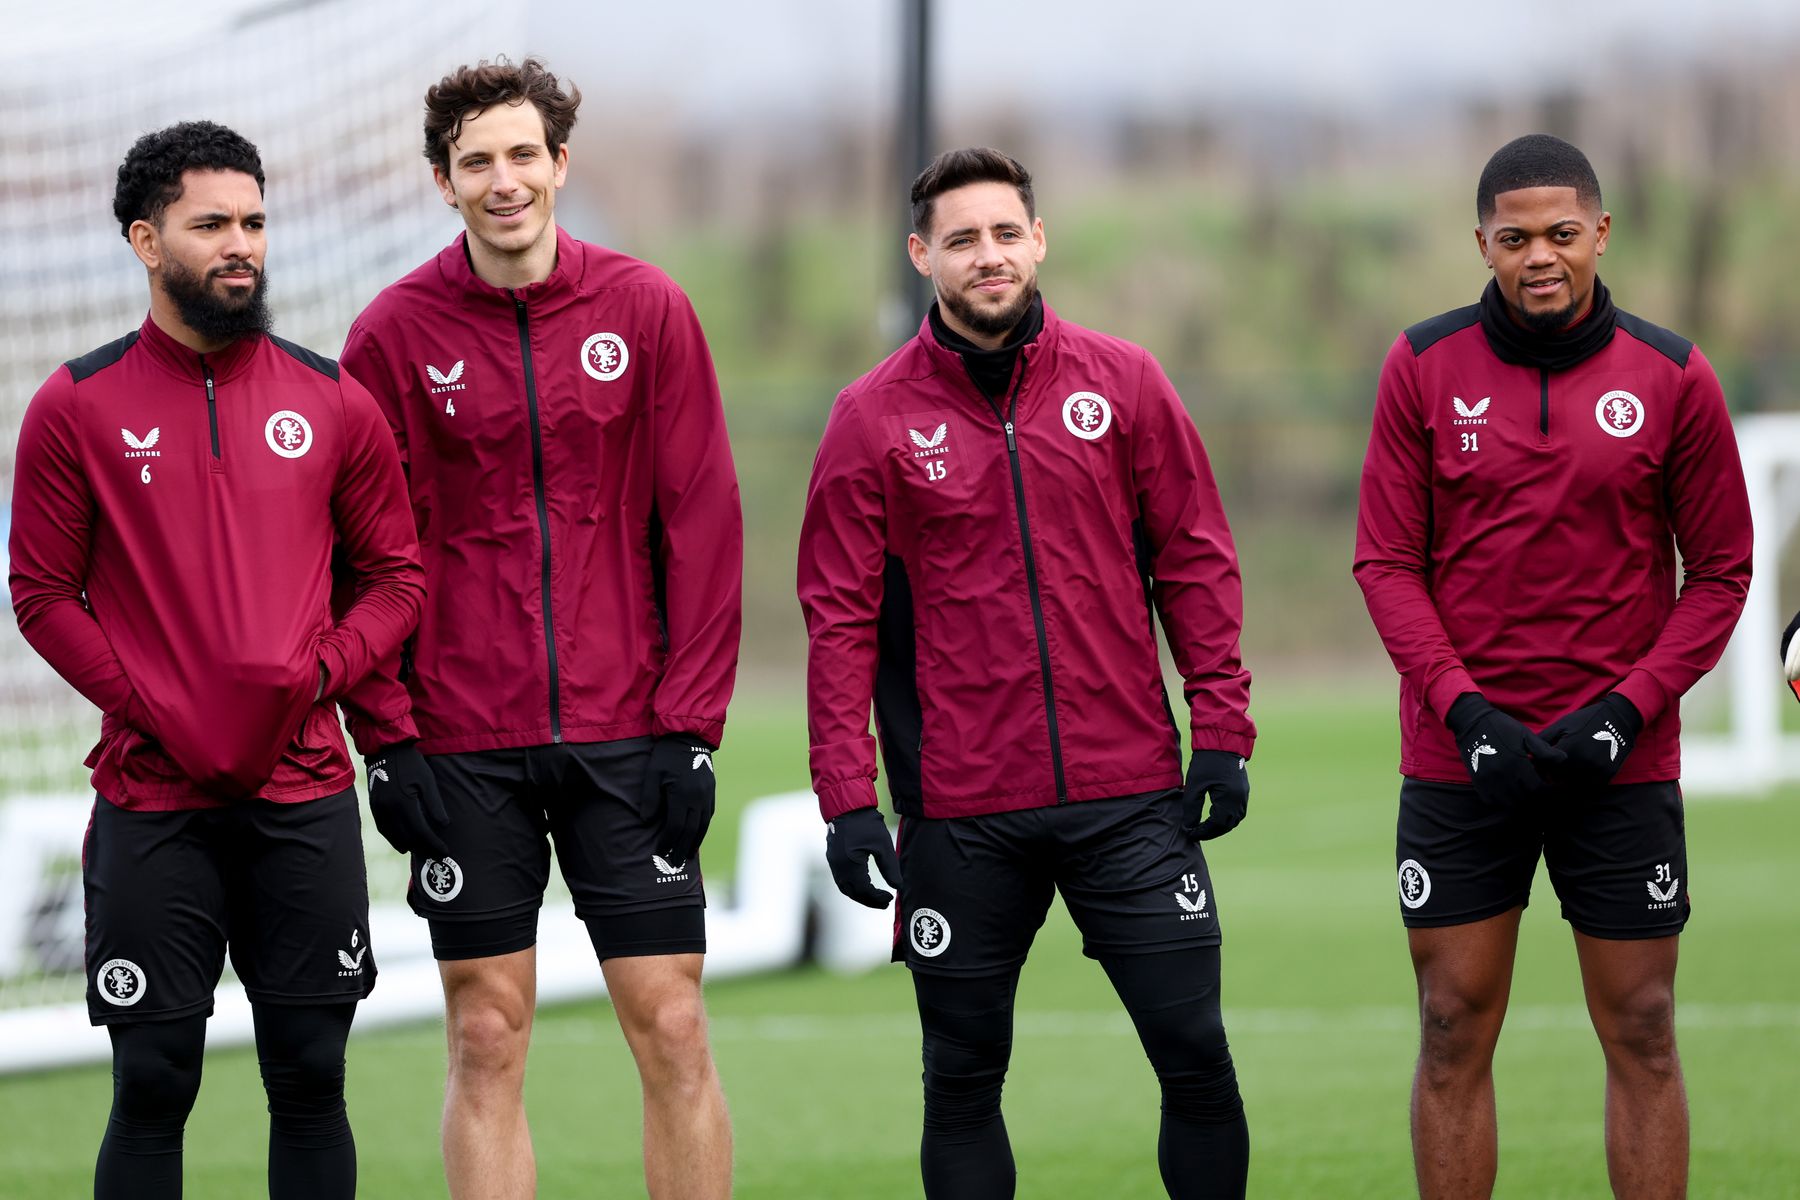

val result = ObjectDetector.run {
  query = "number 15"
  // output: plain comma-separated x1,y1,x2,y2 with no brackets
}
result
924,461,946,481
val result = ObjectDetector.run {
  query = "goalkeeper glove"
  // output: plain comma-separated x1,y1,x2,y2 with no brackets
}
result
366,742,451,858
641,735,717,868
1181,750,1250,841
1445,693,1564,806
825,807,902,908
1540,693,1643,788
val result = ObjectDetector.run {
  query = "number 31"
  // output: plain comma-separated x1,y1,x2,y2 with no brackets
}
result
1460,432,1480,452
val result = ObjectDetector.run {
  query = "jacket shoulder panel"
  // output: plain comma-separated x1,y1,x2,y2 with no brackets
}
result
1614,310,1694,369
1403,304,1481,357
64,331,141,383
266,334,340,380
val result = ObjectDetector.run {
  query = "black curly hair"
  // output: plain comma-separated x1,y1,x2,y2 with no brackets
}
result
112,121,265,239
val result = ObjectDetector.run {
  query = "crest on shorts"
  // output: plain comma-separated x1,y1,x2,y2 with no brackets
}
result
909,908,951,957
96,958,147,1006
1398,859,1431,910
419,856,464,902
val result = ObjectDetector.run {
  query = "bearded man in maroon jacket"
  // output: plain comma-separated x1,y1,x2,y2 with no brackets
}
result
1355,134,1751,1200
799,147,1255,1200
10,121,425,1200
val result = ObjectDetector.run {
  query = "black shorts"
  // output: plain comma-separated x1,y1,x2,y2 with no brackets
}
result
1395,777,1689,939
83,788,374,1025
408,738,706,962
894,790,1221,975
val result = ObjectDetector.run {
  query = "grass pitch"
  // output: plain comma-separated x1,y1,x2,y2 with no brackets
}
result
2,684,1796,1198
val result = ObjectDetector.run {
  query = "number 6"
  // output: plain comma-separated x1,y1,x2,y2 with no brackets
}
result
140,464,151,484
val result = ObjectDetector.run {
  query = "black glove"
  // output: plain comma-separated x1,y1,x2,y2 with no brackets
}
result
825,806,902,908
1445,693,1565,805
366,742,450,857
1782,610,1800,702
641,735,716,868
1181,750,1250,841
1540,693,1643,788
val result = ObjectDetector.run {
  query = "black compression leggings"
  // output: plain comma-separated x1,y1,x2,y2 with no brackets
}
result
95,1002,358,1200
912,946,1248,1200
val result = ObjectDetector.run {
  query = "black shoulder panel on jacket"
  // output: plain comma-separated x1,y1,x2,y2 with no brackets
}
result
64,331,140,383
1615,311,1693,368
267,334,340,380
1403,305,1481,357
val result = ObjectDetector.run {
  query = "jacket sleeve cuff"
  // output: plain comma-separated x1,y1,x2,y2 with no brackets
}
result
316,640,348,703
347,713,419,758
1189,726,1255,759
817,777,881,823
1612,669,1672,726
653,712,724,748
1425,666,1481,725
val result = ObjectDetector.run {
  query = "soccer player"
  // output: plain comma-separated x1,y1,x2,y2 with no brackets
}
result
798,147,1255,1200
8,122,425,1199
339,58,740,1199
1354,134,1752,1199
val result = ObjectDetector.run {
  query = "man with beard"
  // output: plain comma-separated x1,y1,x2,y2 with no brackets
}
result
9,121,426,1199
798,147,1254,1200
1354,134,1751,1199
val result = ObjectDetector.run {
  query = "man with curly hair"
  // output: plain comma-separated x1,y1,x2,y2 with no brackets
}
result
9,120,426,1198
341,58,739,1199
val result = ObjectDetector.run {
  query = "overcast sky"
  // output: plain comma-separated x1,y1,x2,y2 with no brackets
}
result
530,0,1800,121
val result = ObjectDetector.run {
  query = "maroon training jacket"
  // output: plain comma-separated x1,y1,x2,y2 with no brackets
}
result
9,317,425,810
341,229,742,753
799,305,1255,822
1354,303,1751,784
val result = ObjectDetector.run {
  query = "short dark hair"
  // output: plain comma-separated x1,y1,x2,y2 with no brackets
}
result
910,147,1035,237
1476,134,1602,224
423,56,581,175
112,121,264,239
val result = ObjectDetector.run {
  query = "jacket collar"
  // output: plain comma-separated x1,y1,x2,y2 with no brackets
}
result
916,298,1061,391
135,313,262,383
435,226,582,309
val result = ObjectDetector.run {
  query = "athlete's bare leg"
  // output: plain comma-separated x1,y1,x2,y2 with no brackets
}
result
1407,907,1523,1200
1574,932,1686,1199
440,947,537,1200
602,952,732,1199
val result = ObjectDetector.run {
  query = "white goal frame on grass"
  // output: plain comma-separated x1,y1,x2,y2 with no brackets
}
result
1683,413,1800,794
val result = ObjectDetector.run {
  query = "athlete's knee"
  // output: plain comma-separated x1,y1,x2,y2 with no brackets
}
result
1416,984,1504,1079
1594,984,1679,1076
626,991,717,1094
111,1023,205,1124
920,1011,1012,1130
446,992,531,1082
1132,985,1243,1124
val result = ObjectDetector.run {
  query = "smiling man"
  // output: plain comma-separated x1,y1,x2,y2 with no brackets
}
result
340,58,740,1200
9,121,425,1199
1354,134,1752,1199
798,147,1255,1200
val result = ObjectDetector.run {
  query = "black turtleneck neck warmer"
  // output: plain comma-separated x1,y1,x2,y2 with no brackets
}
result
928,294,1045,401
1478,276,1617,372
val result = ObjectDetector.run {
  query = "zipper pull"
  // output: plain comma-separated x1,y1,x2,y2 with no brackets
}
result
1005,421,1016,452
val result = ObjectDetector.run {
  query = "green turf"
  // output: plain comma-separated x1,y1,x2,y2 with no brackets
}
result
2,684,1796,1198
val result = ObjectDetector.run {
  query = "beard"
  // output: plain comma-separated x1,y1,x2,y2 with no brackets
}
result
940,272,1039,340
1512,291,1579,336
159,258,272,344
